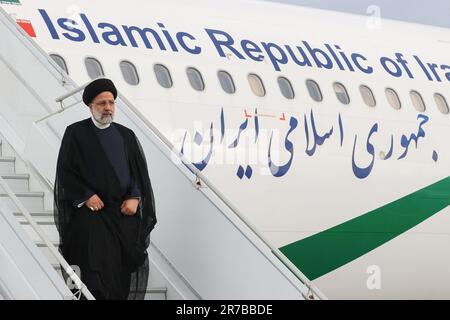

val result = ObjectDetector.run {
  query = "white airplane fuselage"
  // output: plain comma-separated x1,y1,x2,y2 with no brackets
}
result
2,0,450,299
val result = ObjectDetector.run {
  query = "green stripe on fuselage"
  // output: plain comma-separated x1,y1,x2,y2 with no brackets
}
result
279,177,450,280
0,0,21,4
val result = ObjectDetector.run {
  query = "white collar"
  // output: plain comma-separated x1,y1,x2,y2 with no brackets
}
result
91,116,111,129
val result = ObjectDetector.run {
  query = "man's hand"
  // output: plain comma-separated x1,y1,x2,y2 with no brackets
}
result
86,194,104,213
121,198,140,216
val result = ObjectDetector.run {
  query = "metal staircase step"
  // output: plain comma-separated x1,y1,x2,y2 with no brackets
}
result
15,210,54,224
0,156,15,174
50,263,168,300
18,217,54,225
0,173,30,192
20,224,59,242
14,210,53,217
0,191,45,212
35,240,60,266
145,287,167,300
35,241,167,300
15,214,53,227
13,210,53,219
36,240,59,247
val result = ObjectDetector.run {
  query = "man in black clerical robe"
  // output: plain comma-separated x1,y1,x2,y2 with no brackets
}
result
54,78,156,300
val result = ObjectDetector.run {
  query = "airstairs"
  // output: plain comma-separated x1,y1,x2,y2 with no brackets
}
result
0,134,167,299
0,6,324,300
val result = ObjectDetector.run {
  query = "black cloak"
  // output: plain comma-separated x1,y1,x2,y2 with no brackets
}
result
54,118,156,300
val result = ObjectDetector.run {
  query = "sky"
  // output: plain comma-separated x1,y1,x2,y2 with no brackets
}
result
263,0,450,29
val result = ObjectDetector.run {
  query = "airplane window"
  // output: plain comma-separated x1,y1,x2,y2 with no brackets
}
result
333,82,350,105
218,70,235,94
50,54,68,74
248,74,266,97
385,88,401,110
120,61,139,86
154,64,173,88
278,77,295,99
186,67,205,91
410,90,426,112
85,57,104,79
434,93,449,114
306,79,322,102
359,85,376,107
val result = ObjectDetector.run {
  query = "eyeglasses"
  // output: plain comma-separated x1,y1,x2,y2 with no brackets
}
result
91,100,116,107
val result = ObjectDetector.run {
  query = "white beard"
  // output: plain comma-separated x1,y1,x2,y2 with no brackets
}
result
92,109,114,124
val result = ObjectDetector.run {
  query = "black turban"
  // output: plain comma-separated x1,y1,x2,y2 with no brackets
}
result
82,78,117,106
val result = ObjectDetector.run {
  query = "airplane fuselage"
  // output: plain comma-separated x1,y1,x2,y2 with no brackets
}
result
2,0,450,299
